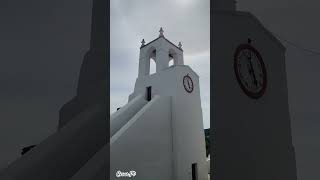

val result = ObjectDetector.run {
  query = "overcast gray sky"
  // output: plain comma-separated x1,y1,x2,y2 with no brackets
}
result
110,0,211,129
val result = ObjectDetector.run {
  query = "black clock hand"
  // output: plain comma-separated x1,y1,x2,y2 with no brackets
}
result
187,80,191,89
246,51,258,87
246,53,255,86
249,59,258,87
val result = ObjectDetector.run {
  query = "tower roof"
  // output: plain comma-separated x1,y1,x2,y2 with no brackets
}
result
140,28,183,51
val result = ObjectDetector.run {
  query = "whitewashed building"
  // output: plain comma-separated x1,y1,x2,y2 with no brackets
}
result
110,28,208,180
212,0,297,179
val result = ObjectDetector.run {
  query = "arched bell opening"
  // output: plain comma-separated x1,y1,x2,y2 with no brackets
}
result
145,47,157,75
169,48,179,67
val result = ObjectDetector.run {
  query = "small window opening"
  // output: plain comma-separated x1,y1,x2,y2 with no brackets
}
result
192,163,198,180
146,86,152,101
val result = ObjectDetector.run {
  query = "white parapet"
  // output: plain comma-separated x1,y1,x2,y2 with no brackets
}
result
110,94,147,137
110,95,173,180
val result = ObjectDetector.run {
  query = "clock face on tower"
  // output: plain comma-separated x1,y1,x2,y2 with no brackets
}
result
183,74,194,93
234,44,267,99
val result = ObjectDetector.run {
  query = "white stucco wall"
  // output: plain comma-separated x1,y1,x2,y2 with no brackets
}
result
110,95,173,180
70,144,108,180
138,37,184,77
129,65,208,180
212,11,296,179
110,94,147,137
172,67,207,180
0,103,107,180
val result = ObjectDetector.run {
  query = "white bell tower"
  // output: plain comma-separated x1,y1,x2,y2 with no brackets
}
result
129,27,186,101
111,28,208,180
137,27,184,77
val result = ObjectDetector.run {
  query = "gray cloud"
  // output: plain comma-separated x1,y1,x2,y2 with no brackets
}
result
111,0,209,53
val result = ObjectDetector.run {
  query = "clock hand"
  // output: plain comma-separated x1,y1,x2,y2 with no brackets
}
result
246,53,254,85
246,51,258,88
249,59,258,87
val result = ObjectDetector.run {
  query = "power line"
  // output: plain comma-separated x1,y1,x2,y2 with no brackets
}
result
271,32,320,55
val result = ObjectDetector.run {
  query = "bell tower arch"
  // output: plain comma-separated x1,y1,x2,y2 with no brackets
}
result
138,28,184,77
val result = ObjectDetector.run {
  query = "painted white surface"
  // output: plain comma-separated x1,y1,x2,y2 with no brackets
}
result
212,10,291,143
133,65,208,180
110,94,147,137
0,103,106,180
110,96,173,180
137,36,184,77
112,32,208,179
212,11,296,179
70,145,108,180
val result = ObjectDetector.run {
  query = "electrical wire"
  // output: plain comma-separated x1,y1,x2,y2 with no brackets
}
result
271,32,320,55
